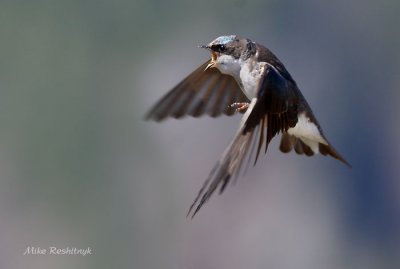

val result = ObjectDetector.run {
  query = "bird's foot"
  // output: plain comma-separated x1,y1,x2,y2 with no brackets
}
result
230,102,250,113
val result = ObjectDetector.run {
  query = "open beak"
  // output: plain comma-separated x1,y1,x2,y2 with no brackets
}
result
200,45,217,71
204,52,217,71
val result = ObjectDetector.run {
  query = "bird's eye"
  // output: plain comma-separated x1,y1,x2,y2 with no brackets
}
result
212,44,226,53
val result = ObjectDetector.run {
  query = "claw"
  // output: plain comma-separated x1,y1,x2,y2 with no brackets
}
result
230,102,250,112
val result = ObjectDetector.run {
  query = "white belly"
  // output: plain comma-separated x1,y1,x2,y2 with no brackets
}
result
238,61,265,99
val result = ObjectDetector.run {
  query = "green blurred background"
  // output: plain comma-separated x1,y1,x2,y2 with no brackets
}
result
1,0,400,268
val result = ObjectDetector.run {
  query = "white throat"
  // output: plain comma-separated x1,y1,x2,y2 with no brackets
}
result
215,55,242,80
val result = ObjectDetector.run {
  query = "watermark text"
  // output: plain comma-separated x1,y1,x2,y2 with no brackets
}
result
23,246,93,256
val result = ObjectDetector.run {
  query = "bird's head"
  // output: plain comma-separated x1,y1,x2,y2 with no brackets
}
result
201,35,256,76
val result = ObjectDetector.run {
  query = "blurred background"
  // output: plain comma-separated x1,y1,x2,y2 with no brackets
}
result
1,0,400,268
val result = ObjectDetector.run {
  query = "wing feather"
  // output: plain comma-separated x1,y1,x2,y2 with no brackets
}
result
146,61,248,121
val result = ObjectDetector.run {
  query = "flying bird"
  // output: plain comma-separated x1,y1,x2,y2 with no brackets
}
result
146,35,350,217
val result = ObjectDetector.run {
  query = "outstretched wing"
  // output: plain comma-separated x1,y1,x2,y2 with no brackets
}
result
188,63,299,217
146,60,249,121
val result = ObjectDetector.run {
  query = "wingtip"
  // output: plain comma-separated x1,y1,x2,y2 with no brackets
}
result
144,108,158,121
332,150,352,168
339,157,352,168
186,201,202,219
186,201,196,219
144,110,168,122
318,143,351,169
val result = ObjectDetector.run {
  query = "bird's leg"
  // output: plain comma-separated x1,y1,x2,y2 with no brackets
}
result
230,102,250,113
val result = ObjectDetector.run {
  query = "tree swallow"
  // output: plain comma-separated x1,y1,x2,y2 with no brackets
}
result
146,35,350,217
